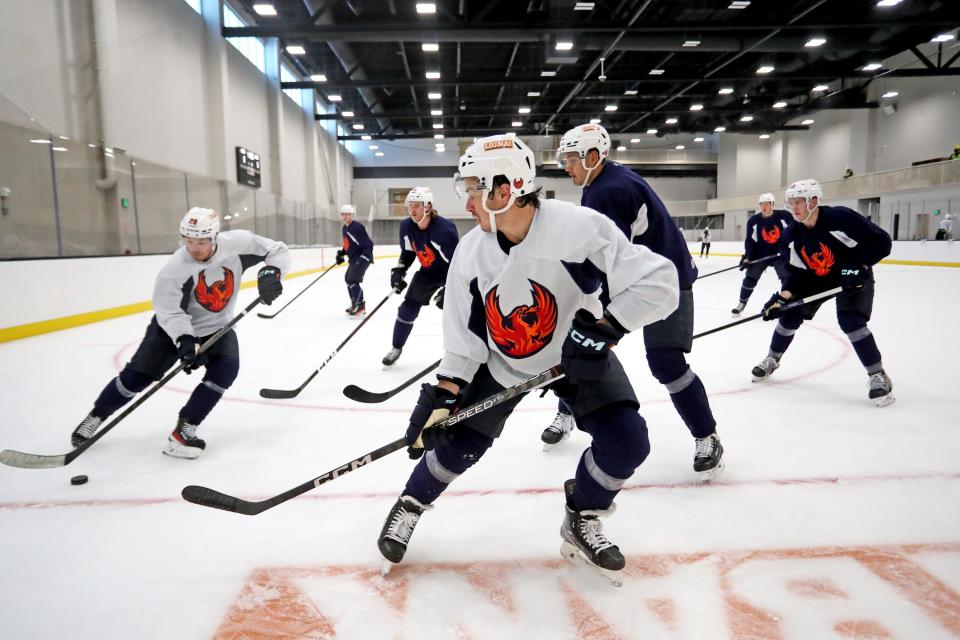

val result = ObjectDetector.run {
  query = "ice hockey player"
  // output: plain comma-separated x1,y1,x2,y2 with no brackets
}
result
70,208,290,458
731,193,793,315
699,227,711,258
376,134,679,584
546,122,725,480
752,179,895,407
382,187,460,366
335,204,374,316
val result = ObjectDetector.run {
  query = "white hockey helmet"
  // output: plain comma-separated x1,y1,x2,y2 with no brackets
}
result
757,192,776,206
339,204,356,216
405,186,434,209
179,207,220,239
455,134,537,215
556,123,611,168
785,179,823,206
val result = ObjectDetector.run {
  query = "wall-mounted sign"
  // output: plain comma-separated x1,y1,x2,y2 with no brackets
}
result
236,147,261,188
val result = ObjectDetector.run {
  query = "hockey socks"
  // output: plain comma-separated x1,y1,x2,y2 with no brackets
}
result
92,368,153,418
392,299,422,349
571,405,649,511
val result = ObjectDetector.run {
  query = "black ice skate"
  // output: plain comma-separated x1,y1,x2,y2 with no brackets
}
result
541,411,574,452
348,302,366,318
71,412,103,448
868,370,895,407
163,417,206,459
731,301,746,315
751,355,780,382
560,480,624,587
382,347,402,367
694,433,725,481
378,495,432,565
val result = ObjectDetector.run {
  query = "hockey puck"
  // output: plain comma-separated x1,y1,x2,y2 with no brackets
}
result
70,475,89,486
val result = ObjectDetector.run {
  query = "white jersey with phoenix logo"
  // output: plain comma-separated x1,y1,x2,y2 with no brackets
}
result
152,230,291,341
438,198,680,389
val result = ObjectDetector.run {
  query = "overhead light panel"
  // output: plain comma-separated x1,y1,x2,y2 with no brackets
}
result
718,87,734,95
512,121,523,127
694,137,704,142
428,92,442,100
862,63,882,71
756,65,775,74
876,0,902,6
931,34,955,43
342,111,354,117
527,91,541,97
555,41,574,51
432,123,443,129
689,103,703,111
772,101,787,109
431,109,443,116
422,43,439,52
881,91,899,98
425,71,441,79
574,2,595,10
30,139,51,144
518,107,531,114
759,134,771,139
541,70,557,77
801,119,815,125
328,94,342,102
360,134,372,140
714,126,726,132
812,85,829,92
624,89,638,96
605,105,618,111
649,68,665,75
375,151,384,157
740,114,754,122
682,40,701,47
805,37,827,48
665,117,678,124
675,145,686,150
352,123,364,130
647,128,658,134
728,1,750,8
310,74,327,82
617,145,627,151
286,45,305,55
416,3,436,13
434,133,444,139
368,145,379,150
630,138,640,143
252,4,277,16
590,118,601,124
435,146,445,152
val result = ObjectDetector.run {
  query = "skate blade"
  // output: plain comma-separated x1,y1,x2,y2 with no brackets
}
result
696,458,725,482
874,393,895,408
163,439,202,460
378,557,394,577
560,541,623,588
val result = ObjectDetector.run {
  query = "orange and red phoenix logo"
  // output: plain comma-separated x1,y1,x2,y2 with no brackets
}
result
485,280,558,358
413,242,436,269
800,242,835,276
194,267,235,312
342,236,349,252
761,225,781,244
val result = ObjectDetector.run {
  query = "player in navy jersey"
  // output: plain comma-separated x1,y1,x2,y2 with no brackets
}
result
382,187,460,366
70,208,290,458
731,193,793,315
752,179,895,406
376,134,679,583
547,123,724,479
335,204,374,317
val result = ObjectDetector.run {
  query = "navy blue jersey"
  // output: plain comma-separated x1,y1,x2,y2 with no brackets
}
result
745,209,793,260
342,220,374,263
582,161,698,288
398,215,460,284
783,205,891,297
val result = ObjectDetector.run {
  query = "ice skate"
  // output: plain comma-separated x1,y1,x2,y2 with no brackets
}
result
560,480,624,587
163,417,206,459
382,347,402,367
71,412,103,448
751,355,780,382
731,301,746,315
348,302,366,319
868,371,895,407
378,495,431,564
541,411,574,451
694,433,725,481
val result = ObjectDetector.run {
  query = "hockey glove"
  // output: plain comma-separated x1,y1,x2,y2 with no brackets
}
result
840,265,867,292
738,255,750,270
433,287,445,309
256,265,283,305
405,383,461,460
761,292,791,320
560,309,625,385
335,249,346,265
390,266,408,294
176,335,209,374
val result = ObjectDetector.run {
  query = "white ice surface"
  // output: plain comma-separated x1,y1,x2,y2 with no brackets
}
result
1,250,958,639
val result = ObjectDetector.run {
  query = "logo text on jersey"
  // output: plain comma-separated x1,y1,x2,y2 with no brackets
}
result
485,280,559,359
194,267,235,312
800,242,835,276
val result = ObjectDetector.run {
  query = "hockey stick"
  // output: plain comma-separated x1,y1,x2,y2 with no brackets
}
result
342,358,442,403
184,365,564,515
257,262,338,319
259,292,394,399
0,297,263,469
692,287,842,340
696,254,780,281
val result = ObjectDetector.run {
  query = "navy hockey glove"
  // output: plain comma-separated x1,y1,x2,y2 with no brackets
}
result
840,265,867,292
390,266,408,294
335,249,346,265
405,383,461,460
256,265,283,305
176,335,209,374
433,287,445,309
761,293,791,320
738,255,750,270
560,309,625,384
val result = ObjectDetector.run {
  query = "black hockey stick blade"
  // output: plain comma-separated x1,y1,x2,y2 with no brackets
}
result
343,358,442,403
181,485,260,515
256,263,338,319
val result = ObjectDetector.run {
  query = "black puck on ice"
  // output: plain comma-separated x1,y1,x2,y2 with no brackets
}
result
70,475,89,486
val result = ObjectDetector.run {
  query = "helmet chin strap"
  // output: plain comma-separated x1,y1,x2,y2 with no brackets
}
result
581,154,602,186
797,199,816,224
482,192,516,235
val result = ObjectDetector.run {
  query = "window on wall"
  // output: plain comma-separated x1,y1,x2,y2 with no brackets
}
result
280,64,304,104
183,0,201,14
223,4,266,73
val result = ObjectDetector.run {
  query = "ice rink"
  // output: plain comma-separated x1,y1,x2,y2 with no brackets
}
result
1,247,958,639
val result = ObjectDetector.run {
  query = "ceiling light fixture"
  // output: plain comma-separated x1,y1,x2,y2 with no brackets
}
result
649,68,665,75
683,40,701,47
428,92,441,100
630,138,640,143
714,126,726,132
665,117,678,124
740,114,754,122
624,89,638,96
801,119,815,125
432,123,443,129
415,3,436,13
881,91,899,98
434,134,444,139
360,134,372,140
931,33,955,43
253,4,277,16
527,91,541,97
574,2,595,9
422,43,439,52
812,85,829,92
375,151,384,157
876,0,902,6
772,101,787,109
756,65,775,74
425,71,441,79
617,145,627,151
805,37,827,47
694,137,704,142
352,124,364,130
368,145,379,150
862,63,882,72
647,128,658,134
675,144,686,150
718,87,734,95
310,74,327,82
286,45,305,55
342,111,354,117
759,134,770,139
541,70,557,77
605,105,618,111
555,41,574,51
512,121,523,127
590,118,601,124
689,103,703,111
518,107,531,114
728,1,750,8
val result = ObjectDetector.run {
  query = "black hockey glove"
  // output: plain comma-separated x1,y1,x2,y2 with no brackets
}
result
560,309,625,385
390,266,408,294
840,265,867,292
761,292,791,320
433,287,445,309
405,383,461,460
335,249,346,265
738,255,750,270
256,265,283,305
176,335,209,374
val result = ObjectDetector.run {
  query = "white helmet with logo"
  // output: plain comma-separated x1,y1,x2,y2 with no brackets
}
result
556,123,611,169
180,207,220,239
757,192,776,206
455,134,537,225
405,186,434,209
339,204,356,216
785,179,822,206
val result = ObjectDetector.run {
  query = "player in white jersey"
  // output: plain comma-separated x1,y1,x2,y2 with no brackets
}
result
376,134,679,582
70,208,291,458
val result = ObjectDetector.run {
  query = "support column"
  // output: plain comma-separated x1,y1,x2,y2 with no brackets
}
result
200,0,231,214
264,39,284,197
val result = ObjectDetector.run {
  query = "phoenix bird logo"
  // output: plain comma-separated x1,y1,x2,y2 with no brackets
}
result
194,267,235,312
485,280,559,358
761,225,781,244
413,242,436,269
800,242,835,276
342,236,349,251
